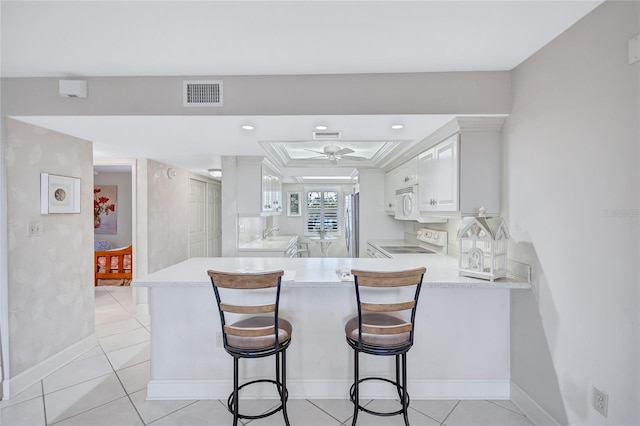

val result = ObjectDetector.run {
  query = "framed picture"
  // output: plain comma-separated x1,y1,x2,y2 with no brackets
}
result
94,185,117,234
287,192,301,216
41,173,81,214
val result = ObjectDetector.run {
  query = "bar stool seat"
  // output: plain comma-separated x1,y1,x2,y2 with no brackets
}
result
345,267,426,426
226,317,292,350
345,313,410,348
208,269,292,426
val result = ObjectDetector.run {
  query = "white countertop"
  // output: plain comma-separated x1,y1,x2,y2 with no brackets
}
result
237,235,297,252
132,255,531,289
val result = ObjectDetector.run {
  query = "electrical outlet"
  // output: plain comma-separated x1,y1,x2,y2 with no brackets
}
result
593,386,608,417
216,332,223,348
28,221,42,237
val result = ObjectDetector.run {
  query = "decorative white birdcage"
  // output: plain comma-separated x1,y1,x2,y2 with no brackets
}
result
457,209,510,282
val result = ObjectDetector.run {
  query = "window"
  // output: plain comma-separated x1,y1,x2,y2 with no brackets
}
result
305,189,339,236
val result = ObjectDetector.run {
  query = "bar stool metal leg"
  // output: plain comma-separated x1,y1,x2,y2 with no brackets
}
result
280,350,291,426
402,353,409,426
351,348,359,426
233,357,240,426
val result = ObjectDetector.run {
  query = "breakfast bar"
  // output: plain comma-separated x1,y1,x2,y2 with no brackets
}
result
132,256,529,401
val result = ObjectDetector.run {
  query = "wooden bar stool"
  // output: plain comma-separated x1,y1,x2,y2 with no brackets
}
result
208,269,292,426
345,267,426,426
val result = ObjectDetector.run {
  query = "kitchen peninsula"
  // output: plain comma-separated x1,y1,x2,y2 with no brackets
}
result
132,256,529,401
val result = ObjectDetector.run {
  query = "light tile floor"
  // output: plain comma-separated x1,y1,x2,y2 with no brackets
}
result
1,286,534,426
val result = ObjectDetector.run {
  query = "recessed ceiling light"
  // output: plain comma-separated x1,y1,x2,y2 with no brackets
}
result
241,125,254,130
391,124,404,130
315,125,328,130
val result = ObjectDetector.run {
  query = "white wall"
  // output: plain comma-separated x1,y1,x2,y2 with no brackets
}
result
93,171,132,248
504,2,639,424
144,160,189,273
358,169,405,253
4,119,95,391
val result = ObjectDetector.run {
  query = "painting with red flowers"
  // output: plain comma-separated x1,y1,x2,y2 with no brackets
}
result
94,185,117,234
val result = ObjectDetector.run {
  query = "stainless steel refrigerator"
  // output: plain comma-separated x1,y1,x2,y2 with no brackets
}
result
344,192,359,257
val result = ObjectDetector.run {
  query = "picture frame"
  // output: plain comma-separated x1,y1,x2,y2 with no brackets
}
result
287,192,301,216
94,185,118,234
41,173,81,214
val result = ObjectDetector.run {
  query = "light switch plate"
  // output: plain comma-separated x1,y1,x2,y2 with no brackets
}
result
28,221,42,237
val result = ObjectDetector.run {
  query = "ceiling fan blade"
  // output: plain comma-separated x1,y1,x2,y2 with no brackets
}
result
304,148,326,155
340,155,367,161
334,147,354,156
307,155,328,160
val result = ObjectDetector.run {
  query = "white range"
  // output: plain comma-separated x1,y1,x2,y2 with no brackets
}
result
367,228,448,258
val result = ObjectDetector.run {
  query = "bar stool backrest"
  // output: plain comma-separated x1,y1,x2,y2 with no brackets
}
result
350,267,426,348
208,270,285,346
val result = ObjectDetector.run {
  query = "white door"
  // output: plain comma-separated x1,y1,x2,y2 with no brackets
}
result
189,178,206,257
207,181,222,257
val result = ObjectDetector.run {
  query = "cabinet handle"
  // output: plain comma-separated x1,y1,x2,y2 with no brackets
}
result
404,176,409,182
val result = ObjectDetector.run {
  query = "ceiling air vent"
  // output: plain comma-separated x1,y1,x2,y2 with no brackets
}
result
313,131,342,140
183,80,223,107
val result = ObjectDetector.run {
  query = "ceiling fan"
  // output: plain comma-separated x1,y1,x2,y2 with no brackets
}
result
305,144,367,165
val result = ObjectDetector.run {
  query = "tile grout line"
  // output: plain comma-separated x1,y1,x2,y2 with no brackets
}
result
42,371,114,400
102,345,148,426
306,399,348,425
41,380,49,426
47,396,132,426
439,400,460,425
486,399,527,416
144,400,201,426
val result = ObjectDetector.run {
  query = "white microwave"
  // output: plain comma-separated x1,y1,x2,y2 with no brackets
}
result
394,186,419,220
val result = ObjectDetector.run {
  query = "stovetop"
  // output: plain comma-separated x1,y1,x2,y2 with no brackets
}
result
379,246,435,254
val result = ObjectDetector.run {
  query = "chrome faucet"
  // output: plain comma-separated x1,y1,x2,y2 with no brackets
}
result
262,227,279,239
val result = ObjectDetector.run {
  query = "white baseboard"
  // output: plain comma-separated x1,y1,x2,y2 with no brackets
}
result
2,334,98,400
510,382,561,426
136,303,149,315
146,378,510,401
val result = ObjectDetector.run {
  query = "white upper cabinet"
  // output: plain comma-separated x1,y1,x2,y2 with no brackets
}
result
384,167,399,214
236,157,282,216
395,157,419,187
383,157,419,214
418,134,459,212
417,117,502,217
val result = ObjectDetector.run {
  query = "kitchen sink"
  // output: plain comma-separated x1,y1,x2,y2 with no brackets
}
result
264,235,295,242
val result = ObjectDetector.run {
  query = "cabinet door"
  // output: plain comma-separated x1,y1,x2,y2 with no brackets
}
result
273,176,282,213
433,135,459,211
418,148,436,211
398,157,419,186
384,169,398,213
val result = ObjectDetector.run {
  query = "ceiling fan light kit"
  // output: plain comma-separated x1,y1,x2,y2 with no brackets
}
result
304,143,367,165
